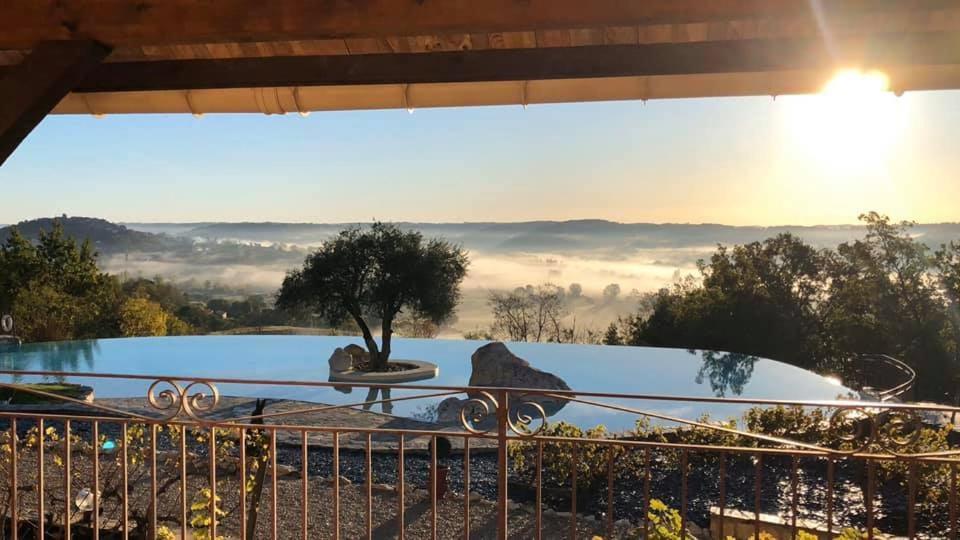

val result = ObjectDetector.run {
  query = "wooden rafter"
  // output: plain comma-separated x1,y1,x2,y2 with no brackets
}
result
5,32,955,93
0,0,954,48
0,40,111,166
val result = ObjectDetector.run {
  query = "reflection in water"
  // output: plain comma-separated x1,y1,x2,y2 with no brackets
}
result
332,383,394,414
694,351,758,397
363,387,393,415
0,340,98,382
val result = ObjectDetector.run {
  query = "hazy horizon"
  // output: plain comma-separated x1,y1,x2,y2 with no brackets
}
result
4,215,960,229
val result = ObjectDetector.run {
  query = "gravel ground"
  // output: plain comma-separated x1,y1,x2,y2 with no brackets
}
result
1,446,617,539
194,477,616,540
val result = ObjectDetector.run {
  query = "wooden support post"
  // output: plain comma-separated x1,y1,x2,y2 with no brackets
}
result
0,40,111,166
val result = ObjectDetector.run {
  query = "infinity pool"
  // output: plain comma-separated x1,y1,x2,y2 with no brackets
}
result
0,336,852,430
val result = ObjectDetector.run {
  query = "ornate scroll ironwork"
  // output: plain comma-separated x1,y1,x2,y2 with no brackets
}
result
459,391,498,434
830,407,924,456
458,391,548,437
147,379,220,421
0,314,20,346
507,399,548,437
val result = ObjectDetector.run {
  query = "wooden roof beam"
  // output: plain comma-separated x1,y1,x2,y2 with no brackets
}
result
0,0,955,49
0,40,111,166
18,32,960,93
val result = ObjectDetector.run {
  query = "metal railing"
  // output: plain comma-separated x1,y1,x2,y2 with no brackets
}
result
0,369,957,539
844,354,917,402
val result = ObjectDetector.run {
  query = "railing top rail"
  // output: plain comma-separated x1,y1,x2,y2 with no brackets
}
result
1,368,957,413
853,353,917,400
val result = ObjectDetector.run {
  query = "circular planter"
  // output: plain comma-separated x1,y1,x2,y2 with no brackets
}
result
329,359,439,383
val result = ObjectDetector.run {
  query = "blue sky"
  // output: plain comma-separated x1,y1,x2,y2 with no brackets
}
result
2,89,959,226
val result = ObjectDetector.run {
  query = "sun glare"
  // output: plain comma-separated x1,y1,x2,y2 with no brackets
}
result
780,69,907,176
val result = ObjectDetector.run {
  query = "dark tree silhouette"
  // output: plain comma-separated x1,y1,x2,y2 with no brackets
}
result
277,222,468,370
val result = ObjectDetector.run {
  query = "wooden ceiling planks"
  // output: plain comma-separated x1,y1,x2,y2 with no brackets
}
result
2,7,959,67
2,32,951,94
3,0,955,49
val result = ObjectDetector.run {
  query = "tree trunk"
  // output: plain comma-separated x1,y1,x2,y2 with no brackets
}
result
351,312,381,368
377,316,393,370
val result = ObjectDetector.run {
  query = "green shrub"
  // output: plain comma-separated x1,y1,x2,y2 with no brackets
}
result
647,499,695,540
509,422,621,491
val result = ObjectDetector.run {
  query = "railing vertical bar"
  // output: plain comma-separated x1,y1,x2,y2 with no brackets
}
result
10,417,17,540
642,447,651,537
210,427,218,540
333,431,340,540
866,460,875,540
366,433,373,540
150,424,158,539
719,452,726,538
464,436,472,540
606,446,614,539
121,422,128,540
239,427,247,540
430,435,437,540
680,449,688,537
301,430,309,540
399,433,405,540
92,420,99,540
908,460,917,539
65,419,71,540
951,462,958,540
535,440,542,540
37,418,45,540
754,453,762,540
570,442,578,539
180,426,188,540
270,428,278,540
826,457,834,537
790,454,799,538
496,390,509,540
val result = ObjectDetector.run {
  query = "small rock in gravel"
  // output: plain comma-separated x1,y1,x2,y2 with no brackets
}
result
615,518,631,527
507,500,521,511
468,492,483,502
275,464,300,478
555,511,571,518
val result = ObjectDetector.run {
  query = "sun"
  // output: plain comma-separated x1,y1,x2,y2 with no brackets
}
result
779,69,907,176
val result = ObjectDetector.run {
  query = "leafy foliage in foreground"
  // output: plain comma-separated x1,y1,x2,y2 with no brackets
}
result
509,405,955,532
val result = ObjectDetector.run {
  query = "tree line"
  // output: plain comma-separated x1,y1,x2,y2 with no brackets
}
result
0,222,311,341
604,212,960,402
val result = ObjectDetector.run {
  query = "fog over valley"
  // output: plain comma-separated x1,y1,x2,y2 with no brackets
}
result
5,217,960,335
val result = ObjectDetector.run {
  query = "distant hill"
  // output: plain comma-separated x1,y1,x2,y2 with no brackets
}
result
123,219,960,254
1,217,189,254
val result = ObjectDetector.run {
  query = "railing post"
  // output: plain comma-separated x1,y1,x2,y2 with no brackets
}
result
496,389,509,540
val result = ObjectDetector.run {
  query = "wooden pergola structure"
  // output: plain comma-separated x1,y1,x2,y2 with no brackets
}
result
2,1,960,165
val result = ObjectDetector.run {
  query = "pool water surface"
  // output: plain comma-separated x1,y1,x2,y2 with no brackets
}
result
0,336,853,431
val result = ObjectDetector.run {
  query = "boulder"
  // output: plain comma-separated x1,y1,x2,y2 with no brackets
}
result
437,396,467,423
436,342,570,424
328,348,354,372
469,342,571,390
343,343,369,363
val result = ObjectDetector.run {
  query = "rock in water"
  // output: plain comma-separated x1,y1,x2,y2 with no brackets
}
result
437,342,571,425
343,343,369,363
328,347,354,372
469,342,571,390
